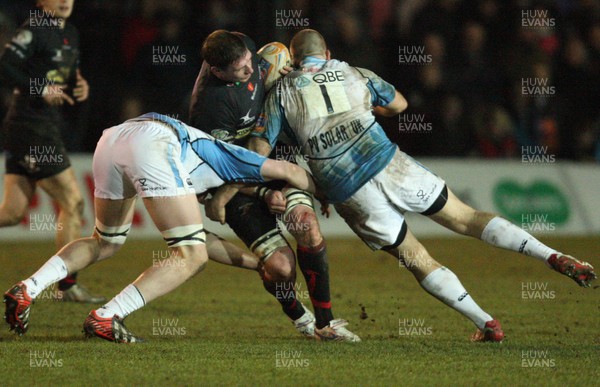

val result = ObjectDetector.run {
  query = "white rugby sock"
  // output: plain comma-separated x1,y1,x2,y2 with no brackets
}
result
96,284,146,319
481,216,558,262
420,267,492,329
22,256,69,299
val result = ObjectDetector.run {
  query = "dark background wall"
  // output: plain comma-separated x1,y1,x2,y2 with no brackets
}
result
1,0,599,161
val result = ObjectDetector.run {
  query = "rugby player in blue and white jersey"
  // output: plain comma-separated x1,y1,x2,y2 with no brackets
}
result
4,113,317,343
246,29,596,342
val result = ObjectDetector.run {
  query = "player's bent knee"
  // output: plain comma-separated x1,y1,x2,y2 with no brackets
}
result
161,224,206,248
95,220,131,245
250,229,290,262
283,189,322,245
263,248,296,281
161,225,207,274
94,221,131,259
172,244,209,274
287,208,323,245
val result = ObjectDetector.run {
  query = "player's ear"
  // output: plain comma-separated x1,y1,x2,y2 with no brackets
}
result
210,66,223,79
325,50,331,60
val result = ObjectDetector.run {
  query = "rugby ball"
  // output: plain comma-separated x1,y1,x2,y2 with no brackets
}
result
258,42,291,91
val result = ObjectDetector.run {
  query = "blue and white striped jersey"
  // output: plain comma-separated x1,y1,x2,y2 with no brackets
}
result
134,113,266,194
252,57,397,203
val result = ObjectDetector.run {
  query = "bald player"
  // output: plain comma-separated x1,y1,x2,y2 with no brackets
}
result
242,29,596,342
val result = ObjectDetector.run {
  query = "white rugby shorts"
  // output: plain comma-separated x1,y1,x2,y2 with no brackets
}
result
334,147,446,250
93,121,195,199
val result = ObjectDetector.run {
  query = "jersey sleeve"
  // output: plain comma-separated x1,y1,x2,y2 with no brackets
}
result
189,138,266,183
251,87,284,148
354,67,396,107
0,27,36,91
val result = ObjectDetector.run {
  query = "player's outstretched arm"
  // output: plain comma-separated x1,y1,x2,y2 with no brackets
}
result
206,232,259,271
206,158,316,223
247,136,273,156
260,159,316,194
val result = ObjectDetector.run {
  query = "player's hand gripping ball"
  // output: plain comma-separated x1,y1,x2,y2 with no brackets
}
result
258,42,291,91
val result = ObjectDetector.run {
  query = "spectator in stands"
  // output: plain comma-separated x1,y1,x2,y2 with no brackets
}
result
474,103,518,158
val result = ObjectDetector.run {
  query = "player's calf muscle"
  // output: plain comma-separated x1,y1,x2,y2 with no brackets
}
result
0,206,26,226
470,211,496,237
97,238,123,261
452,210,496,238
55,237,103,272
65,196,85,217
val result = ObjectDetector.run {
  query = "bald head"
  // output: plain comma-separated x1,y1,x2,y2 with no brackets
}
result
290,29,328,66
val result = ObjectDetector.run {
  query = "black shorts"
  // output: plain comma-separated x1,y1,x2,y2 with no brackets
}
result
3,121,71,180
224,192,281,248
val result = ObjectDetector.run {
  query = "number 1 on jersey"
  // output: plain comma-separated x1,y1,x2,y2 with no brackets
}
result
304,81,351,118
319,84,335,114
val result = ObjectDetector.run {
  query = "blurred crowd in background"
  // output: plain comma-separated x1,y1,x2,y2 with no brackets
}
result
0,0,599,161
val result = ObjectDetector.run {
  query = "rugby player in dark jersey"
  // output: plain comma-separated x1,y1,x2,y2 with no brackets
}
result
189,30,359,341
0,0,104,303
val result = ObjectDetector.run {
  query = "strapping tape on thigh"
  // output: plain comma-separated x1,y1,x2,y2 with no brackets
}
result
95,221,131,245
161,224,206,247
284,188,314,217
250,229,289,261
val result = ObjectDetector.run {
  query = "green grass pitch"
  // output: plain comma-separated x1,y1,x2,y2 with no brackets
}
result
0,237,598,386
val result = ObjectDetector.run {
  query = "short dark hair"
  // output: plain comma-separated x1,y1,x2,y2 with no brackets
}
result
201,30,248,69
